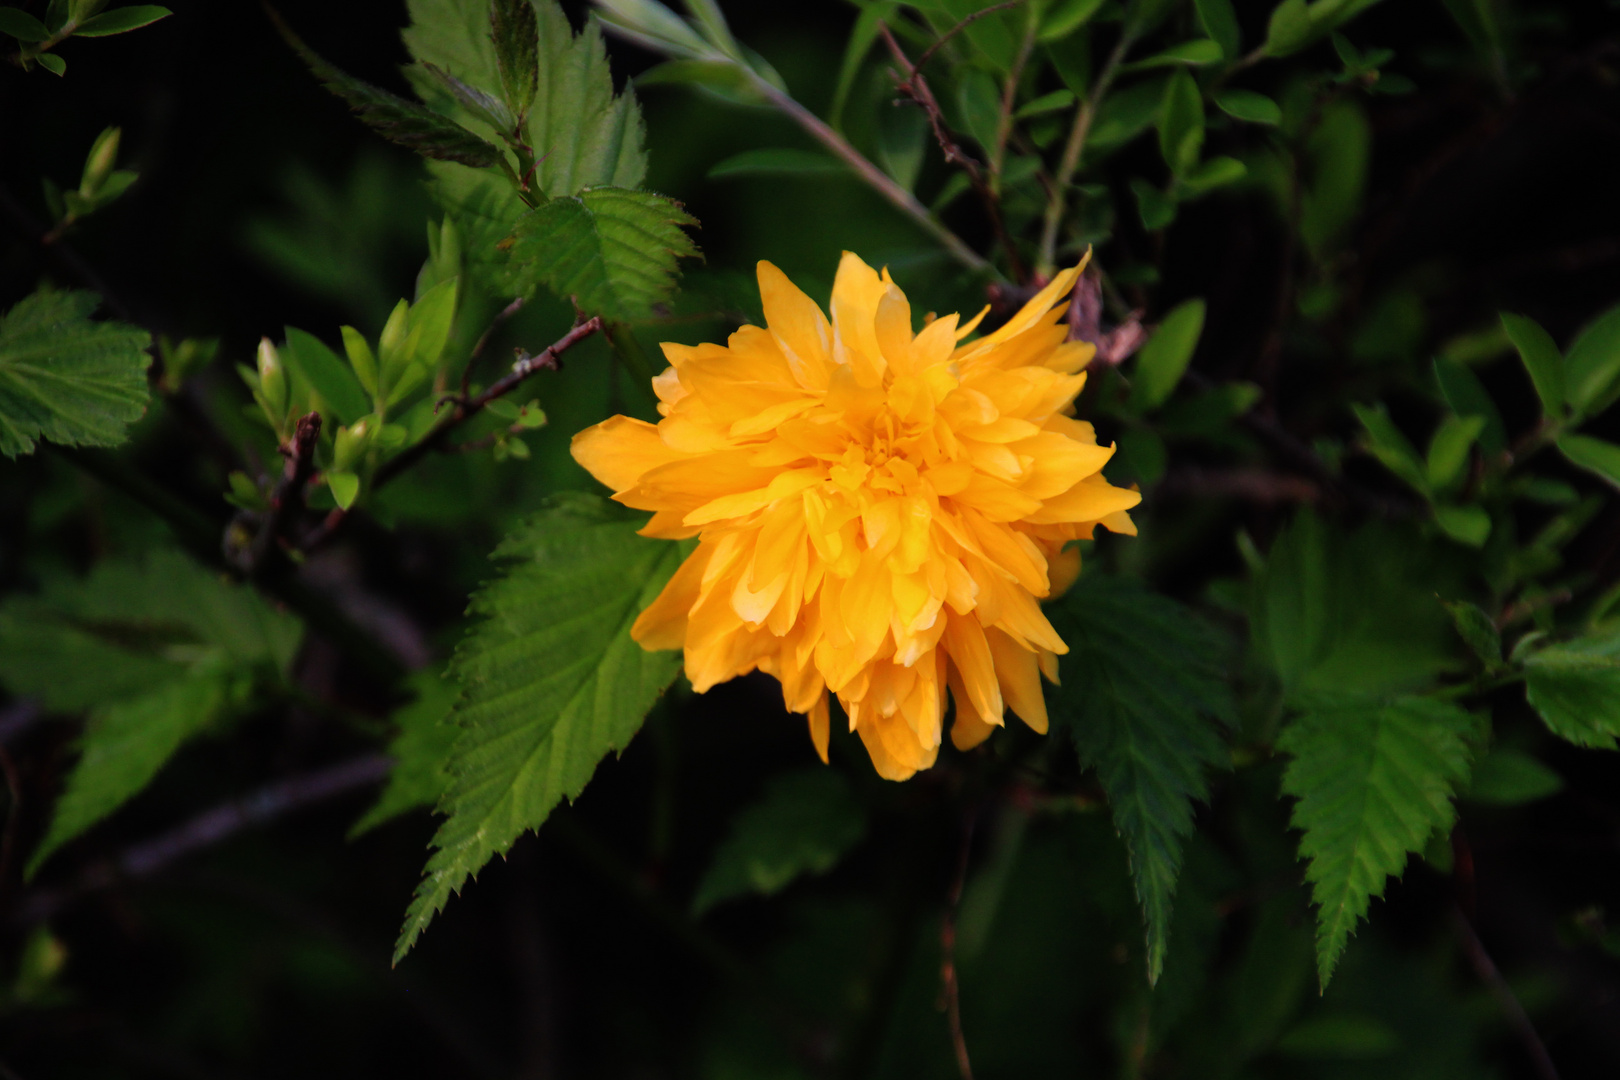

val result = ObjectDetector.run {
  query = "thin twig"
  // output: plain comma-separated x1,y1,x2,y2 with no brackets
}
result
249,411,322,572
989,17,1037,191
879,26,1026,281
459,296,527,399
374,316,602,490
941,807,978,1080
736,66,992,275
1452,909,1562,1080
912,0,1027,74
15,753,391,925
1037,33,1132,276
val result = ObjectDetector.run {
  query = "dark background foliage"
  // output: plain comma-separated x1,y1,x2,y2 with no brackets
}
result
5,1,1620,1078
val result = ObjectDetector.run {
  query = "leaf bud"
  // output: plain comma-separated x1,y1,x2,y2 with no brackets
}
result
333,419,372,472
257,337,288,420
80,126,121,197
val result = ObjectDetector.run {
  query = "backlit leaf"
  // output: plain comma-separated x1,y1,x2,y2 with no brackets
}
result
1501,312,1565,418
1130,299,1206,411
1524,631,1620,749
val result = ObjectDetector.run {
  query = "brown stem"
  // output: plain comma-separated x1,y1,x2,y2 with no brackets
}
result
459,296,527,399
374,316,602,490
1452,909,1562,1080
941,808,978,1080
249,411,322,572
879,26,1026,282
15,753,391,925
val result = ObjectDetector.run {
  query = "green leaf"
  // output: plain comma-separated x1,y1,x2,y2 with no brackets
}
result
1501,312,1565,418
507,187,698,321
491,0,539,120
1564,304,1620,416
73,3,169,36
1350,402,1428,493
1123,39,1224,71
1263,0,1313,55
1425,414,1484,490
274,13,500,168
707,148,846,180
0,7,48,41
1433,504,1491,548
1129,299,1205,411
1253,513,1461,696
0,288,151,458
1299,101,1369,258
27,671,233,877
1440,599,1500,669
1279,693,1474,986
281,327,369,425
1193,0,1241,58
1039,0,1105,40
1433,356,1507,458
1181,155,1247,195
1046,575,1233,985
1131,179,1177,231
423,161,528,293
1213,89,1281,125
1524,631,1620,748
1557,433,1620,491
351,673,461,836
36,51,65,75
406,0,647,196
394,495,685,961
1464,747,1563,806
691,769,866,914
1158,68,1205,174
327,470,360,510
1015,88,1075,119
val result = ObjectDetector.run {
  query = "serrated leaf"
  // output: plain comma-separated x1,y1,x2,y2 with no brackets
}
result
27,670,232,877
351,673,460,837
424,161,528,293
274,11,501,169
1557,433,1620,491
73,3,169,36
406,0,647,196
0,288,150,458
491,0,539,120
1279,693,1474,986
1501,312,1565,418
692,769,866,914
394,495,684,961
1046,575,1233,985
1129,299,1205,411
1440,599,1500,669
1524,631,1620,748
507,187,698,320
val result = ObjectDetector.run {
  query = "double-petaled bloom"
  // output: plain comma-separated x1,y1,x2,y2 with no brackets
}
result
572,253,1139,779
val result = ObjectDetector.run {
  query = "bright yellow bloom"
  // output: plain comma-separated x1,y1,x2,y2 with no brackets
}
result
572,252,1140,779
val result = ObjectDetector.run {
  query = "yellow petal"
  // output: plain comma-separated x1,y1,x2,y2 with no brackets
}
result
571,416,679,493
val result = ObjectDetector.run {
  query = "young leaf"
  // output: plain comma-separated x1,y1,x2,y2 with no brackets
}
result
27,671,232,877
1440,599,1500,669
1432,504,1491,547
281,327,370,425
1524,631,1620,749
1350,402,1427,494
406,0,648,196
73,4,170,36
351,673,460,837
507,187,698,321
0,288,151,458
1158,68,1204,174
0,7,49,41
691,769,866,914
1556,433,1620,491
1279,693,1474,986
1433,356,1507,457
1129,298,1206,411
274,12,502,169
1500,312,1566,418
1563,304,1620,416
1193,0,1240,58
490,0,539,120
36,52,65,75
395,495,685,961
1046,575,1233,985
1425,414,1484,490
1213,89,1281,125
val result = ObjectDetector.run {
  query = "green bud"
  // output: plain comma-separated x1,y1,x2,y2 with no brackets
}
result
257,337,288,421
333,419,372,472
80,127,121,197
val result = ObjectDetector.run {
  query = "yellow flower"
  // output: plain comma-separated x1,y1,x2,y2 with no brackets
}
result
572,252,1140,779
